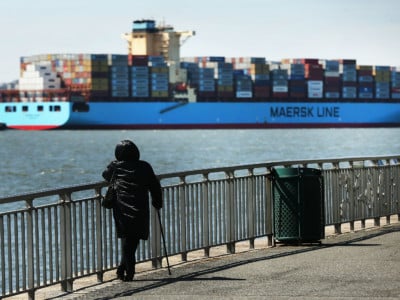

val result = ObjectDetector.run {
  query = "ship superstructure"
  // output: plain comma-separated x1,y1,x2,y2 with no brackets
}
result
122,19,194,64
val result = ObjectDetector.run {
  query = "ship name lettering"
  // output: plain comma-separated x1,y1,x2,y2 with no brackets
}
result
317,107,340,117
270,106,314,118
270,106,340,118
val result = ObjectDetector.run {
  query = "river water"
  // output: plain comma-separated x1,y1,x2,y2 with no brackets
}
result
1,128,400,197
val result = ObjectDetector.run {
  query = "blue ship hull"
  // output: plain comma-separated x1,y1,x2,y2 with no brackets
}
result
64,101,400,129
1,101,400,130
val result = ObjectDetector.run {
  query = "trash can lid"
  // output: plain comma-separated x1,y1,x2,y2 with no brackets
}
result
271,167,321,178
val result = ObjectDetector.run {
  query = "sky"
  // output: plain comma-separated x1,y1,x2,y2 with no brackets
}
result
1,0,400,83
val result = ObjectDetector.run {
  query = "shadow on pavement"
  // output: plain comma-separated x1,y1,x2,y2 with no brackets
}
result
89,225,399,299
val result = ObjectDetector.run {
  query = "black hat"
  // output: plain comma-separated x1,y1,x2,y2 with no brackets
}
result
115,140,140,161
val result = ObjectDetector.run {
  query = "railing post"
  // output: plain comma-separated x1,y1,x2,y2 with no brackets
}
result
266,168,274,247
59,192,73,292
373,166,381,227
25,198,35,300
95,188,104,282
226,170,235,254
332,162,342,234
180,176,188,261
247,168,255,249
202,173,210,257
348,167,355,231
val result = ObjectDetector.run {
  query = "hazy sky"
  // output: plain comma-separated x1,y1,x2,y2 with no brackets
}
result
1,0,399,82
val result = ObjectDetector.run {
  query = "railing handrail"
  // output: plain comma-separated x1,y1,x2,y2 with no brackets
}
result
0,182,105,205
2,154,398,205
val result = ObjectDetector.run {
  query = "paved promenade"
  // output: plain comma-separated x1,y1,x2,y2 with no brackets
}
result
8,219,400,300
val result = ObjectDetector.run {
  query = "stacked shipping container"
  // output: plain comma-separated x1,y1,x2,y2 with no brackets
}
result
341,60,357,99
288,63,306,99
19,54,400,102
392,70,400,99
109,55,129,98
131,55,150,99
358,65,374,99
150,56,169,98
324,60,340,99
20,54,172,101
375,66,391,99
250,58,270,100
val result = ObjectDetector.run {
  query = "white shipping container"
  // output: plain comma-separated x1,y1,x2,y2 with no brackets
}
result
272,86,289,93
342,93,357,99
19,76,61,90
324,71,340,77
307,80,323,98
307,80,323,88
180,57,197,63
236,91,252,98
308,92,323,98
204,62,219,69
25,63,51,72
359,93,373,99
391,93,400,99
325,92,340,98
234,62,251,70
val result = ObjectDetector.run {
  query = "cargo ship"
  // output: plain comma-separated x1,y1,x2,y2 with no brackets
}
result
1,19,400,130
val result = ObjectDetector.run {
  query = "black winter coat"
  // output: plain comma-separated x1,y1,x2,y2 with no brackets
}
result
102,160,162,240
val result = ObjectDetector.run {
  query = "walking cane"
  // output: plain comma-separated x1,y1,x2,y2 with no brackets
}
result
157,210,172,275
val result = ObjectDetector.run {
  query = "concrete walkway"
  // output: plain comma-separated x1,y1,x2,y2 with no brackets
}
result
52,221,400,300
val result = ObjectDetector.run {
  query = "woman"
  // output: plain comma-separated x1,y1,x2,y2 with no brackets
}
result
102,139,162,281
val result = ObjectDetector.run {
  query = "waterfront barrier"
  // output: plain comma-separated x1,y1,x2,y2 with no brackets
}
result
0,155,399,299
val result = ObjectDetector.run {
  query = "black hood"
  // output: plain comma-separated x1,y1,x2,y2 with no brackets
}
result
115,140,140,162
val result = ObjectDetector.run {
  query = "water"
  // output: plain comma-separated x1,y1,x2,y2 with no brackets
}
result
1,128,400,197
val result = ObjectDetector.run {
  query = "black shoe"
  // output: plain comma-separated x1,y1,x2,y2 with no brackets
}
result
116,265,125,280
123,273,134,282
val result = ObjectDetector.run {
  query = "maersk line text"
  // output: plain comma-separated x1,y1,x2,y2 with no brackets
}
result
270,106,340,118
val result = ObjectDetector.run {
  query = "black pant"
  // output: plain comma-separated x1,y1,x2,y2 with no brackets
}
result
120,236,140,277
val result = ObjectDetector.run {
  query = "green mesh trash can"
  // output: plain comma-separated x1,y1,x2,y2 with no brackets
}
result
271,167,325,243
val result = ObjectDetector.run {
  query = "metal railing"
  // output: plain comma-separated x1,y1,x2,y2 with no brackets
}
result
0,155,399,299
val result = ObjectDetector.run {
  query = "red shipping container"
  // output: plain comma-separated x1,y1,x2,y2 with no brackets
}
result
305,64,323,79
391,87,400,93
324,77,341,92
289,92,306,98
292,58,319,65
254,86,270,92
305,63,323,70
324,77,341,85
303,58,319,65
64,79,72,85
254,89,270,99
131,55,149,66
306,72,324,80
342,82,357,87
325,86,340,92
272,92,288,98
357,70,373,76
